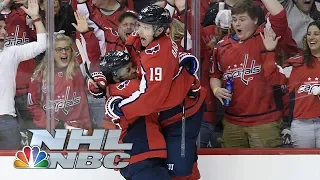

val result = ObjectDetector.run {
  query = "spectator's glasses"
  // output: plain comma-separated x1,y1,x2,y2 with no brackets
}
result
55,46,72,53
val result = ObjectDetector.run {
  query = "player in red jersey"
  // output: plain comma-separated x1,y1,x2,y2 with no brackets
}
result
209,0,297,148
105,5,206,179
27,34,92,132
279,20,320,148
100,51,170,180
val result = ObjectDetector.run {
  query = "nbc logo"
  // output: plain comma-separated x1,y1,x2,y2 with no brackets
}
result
14,146,49,168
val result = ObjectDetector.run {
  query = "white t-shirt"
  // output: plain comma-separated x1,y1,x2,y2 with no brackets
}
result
0,33,46,116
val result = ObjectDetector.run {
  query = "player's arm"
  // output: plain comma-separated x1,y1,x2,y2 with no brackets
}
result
117,56,174,120
13,0,46,63
27,77,47,128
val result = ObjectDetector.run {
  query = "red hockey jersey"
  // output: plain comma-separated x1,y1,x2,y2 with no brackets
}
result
119,35,206,127
284,56,320,119
108,80,167,164
209,10,294,126
27,68,91,129
4,8,37,95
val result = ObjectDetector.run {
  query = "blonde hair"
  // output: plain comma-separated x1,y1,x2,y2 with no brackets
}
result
170,18,185,42
33,34,77,81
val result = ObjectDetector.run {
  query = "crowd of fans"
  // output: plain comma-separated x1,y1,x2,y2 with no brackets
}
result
0,0,320,151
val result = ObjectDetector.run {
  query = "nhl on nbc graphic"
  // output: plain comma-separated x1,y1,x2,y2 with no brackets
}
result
13,129,133,169
14,146,49,168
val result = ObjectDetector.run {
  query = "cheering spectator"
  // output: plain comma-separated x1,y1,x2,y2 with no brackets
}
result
0,0,46,150
38,0,76,38
27,33,92,132
281,20,320,148
1,0,38,146
210,0,295,148
118,11,137,42
278,0,315,49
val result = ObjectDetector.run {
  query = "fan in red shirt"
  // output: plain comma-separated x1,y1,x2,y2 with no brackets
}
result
280,20,320,148
28,34,91,132
209,0,298,148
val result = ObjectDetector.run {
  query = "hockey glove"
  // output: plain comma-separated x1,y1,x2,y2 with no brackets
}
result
178,52,199,76
188,77,201,99
105,96,124,121
87,72,107,98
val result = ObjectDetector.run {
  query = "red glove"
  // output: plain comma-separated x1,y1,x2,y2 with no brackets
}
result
87,72,108,98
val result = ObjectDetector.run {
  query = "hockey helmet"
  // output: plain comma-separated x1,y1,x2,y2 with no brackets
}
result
137,5,171,26
100,50,130,77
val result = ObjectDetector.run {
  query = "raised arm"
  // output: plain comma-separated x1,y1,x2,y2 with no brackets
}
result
14,0,46,62
261,0,284,15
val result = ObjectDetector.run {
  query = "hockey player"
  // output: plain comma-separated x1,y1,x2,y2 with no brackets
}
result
100,51,170,180
105,5,206,179
27,33,92,132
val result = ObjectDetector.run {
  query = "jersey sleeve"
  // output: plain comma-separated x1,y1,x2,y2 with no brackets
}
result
12,33,47,63
268,9,298,56
209,47,223,79
27,77,47,128
118,55,175,120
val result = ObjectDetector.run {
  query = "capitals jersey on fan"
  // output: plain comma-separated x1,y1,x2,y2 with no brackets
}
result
27,68,91,129
76,0,128,30
209,9,295,126
3,8,37,96
284,55,320,119
77,1,126,72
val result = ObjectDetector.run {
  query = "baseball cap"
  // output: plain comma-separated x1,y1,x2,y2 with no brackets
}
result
215,9,232,30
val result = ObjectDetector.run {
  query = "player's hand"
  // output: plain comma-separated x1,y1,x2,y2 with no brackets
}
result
72,11,90,33
21,0,40,19
87,72,107,98
178,52,199,76
105,96,124,121
188,77,201,98
213,87,232,105
260,27,281,51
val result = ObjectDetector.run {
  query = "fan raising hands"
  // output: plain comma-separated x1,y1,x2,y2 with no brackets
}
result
260,27,281,51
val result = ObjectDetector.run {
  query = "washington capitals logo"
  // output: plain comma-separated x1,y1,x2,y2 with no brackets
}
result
117,80,130,90
223,54,261,85
145,44,160,55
